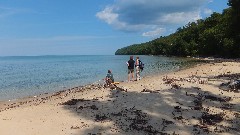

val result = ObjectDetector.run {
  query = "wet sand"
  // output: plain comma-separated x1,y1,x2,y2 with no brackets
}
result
0,61,240,135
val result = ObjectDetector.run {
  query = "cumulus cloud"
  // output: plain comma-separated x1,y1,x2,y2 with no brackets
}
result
96,6,146,32
96,0,210,36
142,28,166,37
203,8,213,15
96,6,118,25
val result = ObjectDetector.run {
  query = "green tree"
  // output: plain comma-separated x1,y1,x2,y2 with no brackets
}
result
115,0,240,58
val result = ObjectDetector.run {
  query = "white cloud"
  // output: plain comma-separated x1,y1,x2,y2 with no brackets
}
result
96,6,118,25
142,28,166,37
161,11,201,24
96,0,209,36
203,8,213,15
96,6,146,32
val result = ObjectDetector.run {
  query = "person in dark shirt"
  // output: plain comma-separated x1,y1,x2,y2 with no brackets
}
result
127,56,135,82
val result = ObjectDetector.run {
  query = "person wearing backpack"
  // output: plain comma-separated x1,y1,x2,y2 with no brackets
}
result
135,56,142,81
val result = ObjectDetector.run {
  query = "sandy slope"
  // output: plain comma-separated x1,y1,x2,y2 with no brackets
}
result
0,61,240,135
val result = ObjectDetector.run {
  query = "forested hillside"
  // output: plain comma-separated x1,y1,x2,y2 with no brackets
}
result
115,0,240,58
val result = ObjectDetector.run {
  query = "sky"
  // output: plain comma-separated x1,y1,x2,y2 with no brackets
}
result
0,0,229,56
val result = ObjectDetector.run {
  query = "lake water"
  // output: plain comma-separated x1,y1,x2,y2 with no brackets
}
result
0,55,199,101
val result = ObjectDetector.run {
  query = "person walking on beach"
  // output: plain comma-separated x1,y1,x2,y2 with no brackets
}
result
127,56,135,82
135,56,141,81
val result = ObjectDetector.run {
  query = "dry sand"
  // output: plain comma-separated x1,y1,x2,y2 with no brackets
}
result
0,61,240,135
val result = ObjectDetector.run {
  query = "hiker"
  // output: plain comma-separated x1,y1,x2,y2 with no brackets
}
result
135,56,141,81
105,70,114,86
127,56,135,82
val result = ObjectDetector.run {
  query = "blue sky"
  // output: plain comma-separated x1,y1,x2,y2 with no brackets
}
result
0,0,229,56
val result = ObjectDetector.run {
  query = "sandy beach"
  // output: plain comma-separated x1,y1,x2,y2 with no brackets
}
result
0,61,240,135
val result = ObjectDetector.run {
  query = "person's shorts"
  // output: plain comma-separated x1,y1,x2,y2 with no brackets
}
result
128,69,134,74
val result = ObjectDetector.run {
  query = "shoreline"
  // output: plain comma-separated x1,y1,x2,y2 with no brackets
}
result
0,57,202,102
0,61,240,135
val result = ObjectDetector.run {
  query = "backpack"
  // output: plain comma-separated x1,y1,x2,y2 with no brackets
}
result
139,60,144,71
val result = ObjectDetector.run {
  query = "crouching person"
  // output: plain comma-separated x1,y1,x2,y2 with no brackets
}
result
105,70,114,86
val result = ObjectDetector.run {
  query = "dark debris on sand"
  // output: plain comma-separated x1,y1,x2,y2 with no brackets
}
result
95,114,111,122
216,73,240,80
220,81,240,93
61,98,90,106
57,77,240,134
184,90,240,134
92,107,169,135
216,73,240,92
200,112,224,125
141,88,159,93
122,108,167,135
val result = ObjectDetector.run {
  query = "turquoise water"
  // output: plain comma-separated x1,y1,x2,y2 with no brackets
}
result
0,55,198,101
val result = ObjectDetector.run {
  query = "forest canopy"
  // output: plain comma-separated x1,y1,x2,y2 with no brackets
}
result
115,0,240,58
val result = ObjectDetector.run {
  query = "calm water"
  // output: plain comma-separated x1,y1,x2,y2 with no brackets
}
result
0,55,199,101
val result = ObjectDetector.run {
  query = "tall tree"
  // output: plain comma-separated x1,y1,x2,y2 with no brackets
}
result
227,0,240,57
115,0,240,58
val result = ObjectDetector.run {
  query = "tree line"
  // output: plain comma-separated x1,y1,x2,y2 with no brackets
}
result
115,0,240,58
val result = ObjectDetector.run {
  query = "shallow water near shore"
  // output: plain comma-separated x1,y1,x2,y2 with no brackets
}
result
0,55,200,101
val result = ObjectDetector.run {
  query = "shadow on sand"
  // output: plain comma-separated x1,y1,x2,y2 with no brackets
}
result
61,74,240,135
